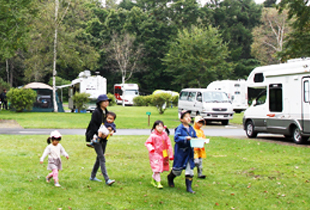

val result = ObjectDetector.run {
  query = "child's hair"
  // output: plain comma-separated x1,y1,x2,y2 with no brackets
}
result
47,136,62,144
151,120,170,135
107,111,116,120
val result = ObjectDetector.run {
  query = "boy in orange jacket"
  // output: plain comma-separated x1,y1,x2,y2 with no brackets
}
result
193,116,207,179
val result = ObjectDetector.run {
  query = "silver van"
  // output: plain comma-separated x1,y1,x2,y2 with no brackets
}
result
178,88,234,125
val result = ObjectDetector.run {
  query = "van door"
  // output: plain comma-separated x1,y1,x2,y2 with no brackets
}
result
302,78,310,134
194,91,203,116
266,84,284,133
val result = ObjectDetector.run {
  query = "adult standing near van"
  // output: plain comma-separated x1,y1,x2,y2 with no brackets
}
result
0,89,8,110
85,94,115,185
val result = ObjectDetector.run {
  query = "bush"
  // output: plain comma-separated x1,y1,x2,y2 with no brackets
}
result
171,95,179,107
133,96,146,106
107,93,116,106
0,78,10,93
151,93,172,114
7,88,37,112
72,92,90,112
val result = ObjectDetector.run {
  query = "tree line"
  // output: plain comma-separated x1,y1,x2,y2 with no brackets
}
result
0,0,308,95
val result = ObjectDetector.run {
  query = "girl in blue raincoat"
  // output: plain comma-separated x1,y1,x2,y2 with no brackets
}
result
167,110,197,193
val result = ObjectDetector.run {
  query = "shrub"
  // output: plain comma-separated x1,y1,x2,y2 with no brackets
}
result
151,93,172,114
133,96,146,106
144,95,153,106
72,92,90,112
107,93,116,106
172,95,179,107
0,78,10,93
7,88,37,112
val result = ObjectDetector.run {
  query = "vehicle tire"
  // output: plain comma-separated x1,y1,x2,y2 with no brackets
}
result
245,120,257,138
221,120,229,125
235,110,241,114
292,127,308,144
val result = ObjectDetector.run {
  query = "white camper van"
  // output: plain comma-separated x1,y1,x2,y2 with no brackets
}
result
207,80,248,113
178,88,234,125
243,58,310,144
68,70,107,112
114,83,139,105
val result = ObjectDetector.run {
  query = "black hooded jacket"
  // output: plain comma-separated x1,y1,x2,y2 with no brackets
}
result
85,106,108,142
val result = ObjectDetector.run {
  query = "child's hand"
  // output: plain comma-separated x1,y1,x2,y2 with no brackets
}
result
40,161,43,164
66,156,69,160
186,136,191,140
110,130,115,136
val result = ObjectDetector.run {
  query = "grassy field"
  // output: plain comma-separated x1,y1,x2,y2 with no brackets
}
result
1,135,310,209
0,106,244,129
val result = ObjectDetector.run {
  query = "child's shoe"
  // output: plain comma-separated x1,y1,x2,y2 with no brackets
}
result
89,177,102,182
55,183,61,187
106,179,115,186
156,181,163,189
151,178,157,187
86,142,94,148
46,176,51,183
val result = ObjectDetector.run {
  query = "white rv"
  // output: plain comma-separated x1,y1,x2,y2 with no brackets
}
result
68,70,107,112
114,83,139,105
207,80,248,113
243,58,310,144
178,88,234,125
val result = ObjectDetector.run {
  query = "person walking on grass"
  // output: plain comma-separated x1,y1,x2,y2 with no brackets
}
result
167,110,198,193
85,94,115,186
193,116,207,179
145,120,173,189
40,130,69,187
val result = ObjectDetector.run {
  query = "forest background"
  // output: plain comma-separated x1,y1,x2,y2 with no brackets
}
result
0,0,309,96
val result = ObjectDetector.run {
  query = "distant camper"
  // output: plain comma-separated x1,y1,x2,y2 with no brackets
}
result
207,79,248,113
114,83,139,106
178,88,234,125
243,58,310,144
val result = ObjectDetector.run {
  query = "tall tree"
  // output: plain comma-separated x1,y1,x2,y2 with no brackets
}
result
163,25,233,89
251,8,292,65
278,0,310,59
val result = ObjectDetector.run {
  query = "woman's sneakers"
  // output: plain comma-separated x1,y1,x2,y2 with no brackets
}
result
106,179,115,186
151,179,163,189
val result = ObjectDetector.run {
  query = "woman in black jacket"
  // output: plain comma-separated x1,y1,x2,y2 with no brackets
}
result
85,94,115,185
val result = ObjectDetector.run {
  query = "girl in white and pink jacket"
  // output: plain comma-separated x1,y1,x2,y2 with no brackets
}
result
145,120,173,189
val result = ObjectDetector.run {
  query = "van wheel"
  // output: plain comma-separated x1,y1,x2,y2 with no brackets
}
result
245,121,257,138
293,127,308,144
221,120,229,125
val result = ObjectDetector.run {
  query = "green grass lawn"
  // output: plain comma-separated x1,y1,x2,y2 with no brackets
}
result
0,107,244,129
1,135,310,209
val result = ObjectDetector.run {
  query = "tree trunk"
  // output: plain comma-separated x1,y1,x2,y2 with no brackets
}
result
5,59,9,84
53,0,59,112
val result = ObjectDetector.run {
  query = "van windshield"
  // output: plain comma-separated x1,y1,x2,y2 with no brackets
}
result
203,92,230,103
124,90,139,96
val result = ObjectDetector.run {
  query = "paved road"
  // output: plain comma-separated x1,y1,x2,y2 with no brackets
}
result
0,124,247,137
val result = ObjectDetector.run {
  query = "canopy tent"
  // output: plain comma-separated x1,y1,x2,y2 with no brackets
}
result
24,82,64,112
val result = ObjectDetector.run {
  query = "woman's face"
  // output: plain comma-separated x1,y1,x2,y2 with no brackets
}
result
100,100,109,109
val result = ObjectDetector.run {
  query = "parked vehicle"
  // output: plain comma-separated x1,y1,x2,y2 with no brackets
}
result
243,58,310,144
66,70,107,112
178,88,234,125
114,83,139,105
207,79,248,113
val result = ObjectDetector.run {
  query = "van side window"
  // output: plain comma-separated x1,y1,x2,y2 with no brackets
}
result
255,90,266,105
188,92,196,101
197,92,202,102
180,91,189,100
304,80,310,103
254,73,264,83
269,84,283,112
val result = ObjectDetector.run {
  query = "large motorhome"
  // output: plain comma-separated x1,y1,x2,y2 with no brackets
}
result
178,88,234,125
207,79,248,113
68,70,107,112
243,58,310,144
114,83,139,106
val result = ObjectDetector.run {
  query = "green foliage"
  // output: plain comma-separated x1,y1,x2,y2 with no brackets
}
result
107,93,116,106
163,25,233,88
72,92,90,112
48,76,71,102
151,93,171,114
171,95,179,107
133,95,147,106
0,78,10,92
6,88,37,112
